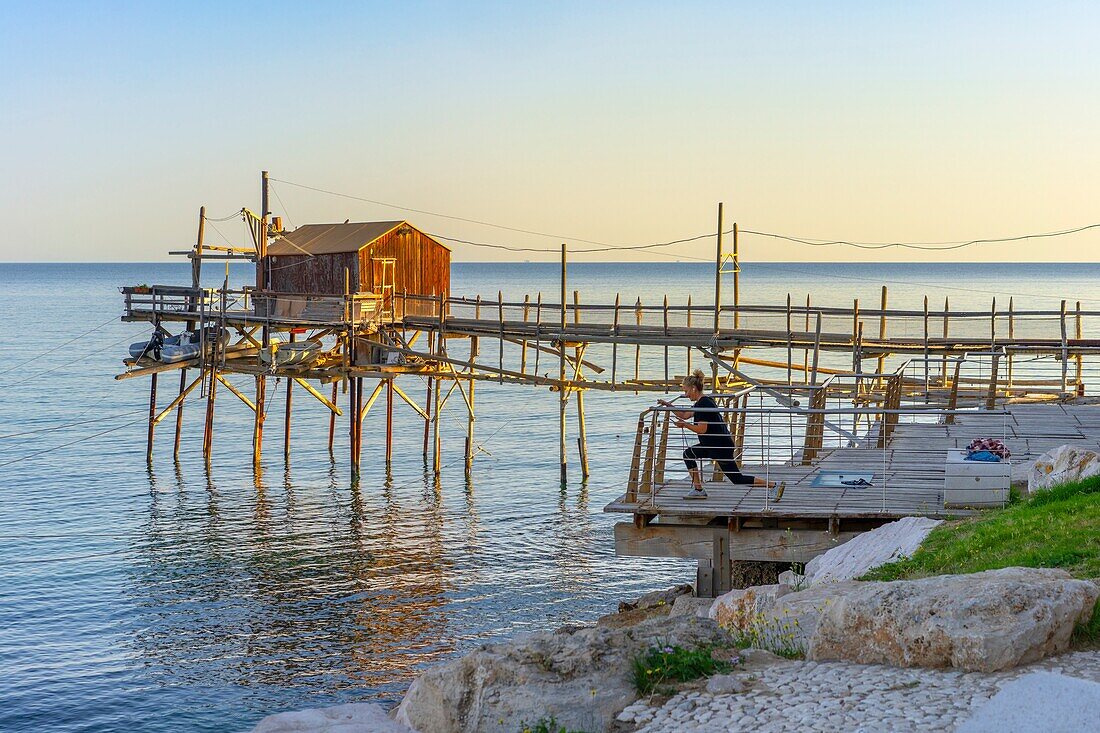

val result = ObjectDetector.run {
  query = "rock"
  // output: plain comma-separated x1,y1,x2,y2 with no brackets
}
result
730,561,787,588
618,584,694,613
708,584,791,629
394,614,732,733
669,595,714,619
600,584,694,628
1027,444,1100,494
251,703,416,733
802,516,942,584
704,674,750,694
955,672,1100,733
809,567,1100,672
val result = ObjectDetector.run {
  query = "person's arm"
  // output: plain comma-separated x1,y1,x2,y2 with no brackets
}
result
675,419,707,434
657,398,695,421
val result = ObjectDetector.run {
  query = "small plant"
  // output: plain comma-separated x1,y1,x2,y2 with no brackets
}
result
630,640,734,695
728,607,809,660
517,716,589,733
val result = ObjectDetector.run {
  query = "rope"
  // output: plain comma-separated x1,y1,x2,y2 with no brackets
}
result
0,315,121,376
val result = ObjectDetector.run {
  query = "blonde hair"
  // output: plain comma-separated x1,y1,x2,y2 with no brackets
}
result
682,369,706,393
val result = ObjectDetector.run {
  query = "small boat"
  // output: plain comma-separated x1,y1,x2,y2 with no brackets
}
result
128,328,226,363
260,339,324,367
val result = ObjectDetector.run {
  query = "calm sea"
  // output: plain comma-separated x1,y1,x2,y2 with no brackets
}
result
1,262,1097,732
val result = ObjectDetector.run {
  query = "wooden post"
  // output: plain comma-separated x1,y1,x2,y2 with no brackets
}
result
942,297,950,385
385,377,394,464
713,202,724,336
253,375,266,469
634,297,642,394
146,373,158,462
202,351,218,464
432,368,442,476
786,293,793,387
810,313,822,385
498,290,505,384
423,331,434,457
465,375,475,473
686,294,693,373
923,295,930,398
732,221,740,329
1007,297,1015,392
574,289,589,478
328,382,338,454
1075,300,1083,393
520,294,530,374
1060,299,1069,396
876,286,888,377
174,205,206,461
611,293,621,390
283,333,295,461
990,297,997,348
559,243,568,482
172,369,186,461
663,294,669,389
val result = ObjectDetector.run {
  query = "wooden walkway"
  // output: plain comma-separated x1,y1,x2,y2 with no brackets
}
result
605,402,1100,522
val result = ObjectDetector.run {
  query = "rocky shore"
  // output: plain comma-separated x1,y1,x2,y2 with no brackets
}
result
252,517,1100,733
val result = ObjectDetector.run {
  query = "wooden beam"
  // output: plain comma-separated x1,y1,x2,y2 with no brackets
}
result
216,374,257,412
613,522,862,563
293,378,343,415
153,373,204,425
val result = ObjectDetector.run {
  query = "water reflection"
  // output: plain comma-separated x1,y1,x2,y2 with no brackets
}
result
126,463,457,700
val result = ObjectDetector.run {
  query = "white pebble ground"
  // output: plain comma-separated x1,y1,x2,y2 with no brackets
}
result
615,650,1100,733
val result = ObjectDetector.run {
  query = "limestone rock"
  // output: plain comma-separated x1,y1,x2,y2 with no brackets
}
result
809,567,1100,672
802,516,942,584
394,614,731,733
956,671,1100,733
1027,444,1100,493
617,584,693,613
251,703,416,733
600,584,694,628
708,584,790,630
668,594,713,619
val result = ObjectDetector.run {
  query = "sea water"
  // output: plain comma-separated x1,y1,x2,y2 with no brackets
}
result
1,261,1097,732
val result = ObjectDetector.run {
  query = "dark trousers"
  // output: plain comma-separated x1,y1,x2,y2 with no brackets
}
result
683,444,755,485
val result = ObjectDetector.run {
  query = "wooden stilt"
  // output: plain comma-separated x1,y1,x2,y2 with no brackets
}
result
464,376,475,473
713,202,723,335
1008,298,1015,392
284,334,294,462
686,294,693,374
634,297,642,395
1075,301,1083,393
611,293,621,391
573,290,589,477
328,382,337,454
577,388,589,478
146,373,158,462
877,286,888,377
202,361,218,464
520,294,530,374
432,371,442,475
252,375,266,469
172,368,186,461
423,331,434,457
385,378,394,464
662,294,669,390
942,297,951,385
560,243,568,482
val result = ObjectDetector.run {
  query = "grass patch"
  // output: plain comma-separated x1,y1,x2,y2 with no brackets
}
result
630,642,733,696
728,608,807,660
517,717,590,733
862,474,1100,582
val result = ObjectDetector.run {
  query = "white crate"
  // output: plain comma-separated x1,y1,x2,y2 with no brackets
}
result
944,450,1010,508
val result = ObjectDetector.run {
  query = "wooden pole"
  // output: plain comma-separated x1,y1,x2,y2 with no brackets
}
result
283,334,294,462
1007,297,1015,392
385,377,394,464
465,375,475,473
732,221,740,329
942,297,950,385
172,369,187,461
423,331,434,457
252,375,266,469
786,293,793,387
328,382,338,454
574,289,589,478
686,294,693,373
498,290,505,384
559,243,568,482
876,286,888,376
1075,300,1083,393
202,350,218,464
713,202,724,336
634,297,642,394
146,373,158,462
520,294,530,374
923,295,930,398
611,293,620,390
663,294,669,389
174,206,206,461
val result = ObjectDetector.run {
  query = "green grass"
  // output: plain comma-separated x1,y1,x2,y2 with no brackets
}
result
630,642,733,695
517,717,590,733
862,474,1100,582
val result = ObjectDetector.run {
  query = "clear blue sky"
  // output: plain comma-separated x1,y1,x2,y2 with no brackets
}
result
1,1,1098,262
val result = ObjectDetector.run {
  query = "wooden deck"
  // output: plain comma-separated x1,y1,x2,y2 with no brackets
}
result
605,403,1100,522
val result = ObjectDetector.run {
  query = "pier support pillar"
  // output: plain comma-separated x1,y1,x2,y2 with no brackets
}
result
464,376,475,473
172,368,187,461
146,373,158,462
385,378,393,465
202,366,218,464
576,389,589,478
328,382,337,454
252,375,266,469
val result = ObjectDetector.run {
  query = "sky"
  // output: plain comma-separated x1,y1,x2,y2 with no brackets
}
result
1,1,1098,263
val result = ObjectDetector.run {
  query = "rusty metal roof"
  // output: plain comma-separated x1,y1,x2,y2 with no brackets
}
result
267,221,449,256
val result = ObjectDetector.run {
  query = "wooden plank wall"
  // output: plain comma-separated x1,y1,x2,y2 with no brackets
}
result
267,251,359,295
360,228,450,297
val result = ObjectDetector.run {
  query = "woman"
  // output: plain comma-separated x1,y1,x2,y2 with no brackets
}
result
658,369,784,501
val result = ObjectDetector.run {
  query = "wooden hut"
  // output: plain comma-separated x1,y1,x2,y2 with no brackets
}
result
260,220,450,321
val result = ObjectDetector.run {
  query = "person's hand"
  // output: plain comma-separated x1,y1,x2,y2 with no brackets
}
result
657,399,671,407
674,419,689,429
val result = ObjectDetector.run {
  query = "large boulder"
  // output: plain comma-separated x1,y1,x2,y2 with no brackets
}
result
1027,444,1100,493
709,581,858,655
781,517,942,588
598,584,693,628
393,614,731,733
809,567,1099,672
251,703,415,733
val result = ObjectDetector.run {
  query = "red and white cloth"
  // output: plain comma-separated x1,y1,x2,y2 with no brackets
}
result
966,437,1011,460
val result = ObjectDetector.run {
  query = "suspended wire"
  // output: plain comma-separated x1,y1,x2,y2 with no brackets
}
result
428,230,716,254
0,408,148,440
0,315,121,376
0,414,147,469
1,331,142,388
740,223,1100,252
268,182,296,230
203,209,245,222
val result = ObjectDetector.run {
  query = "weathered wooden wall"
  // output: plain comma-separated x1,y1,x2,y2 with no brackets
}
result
359,228,450,297
267,251,359,295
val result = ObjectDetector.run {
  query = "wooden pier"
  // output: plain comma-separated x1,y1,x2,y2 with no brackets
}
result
117,172,1100,595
